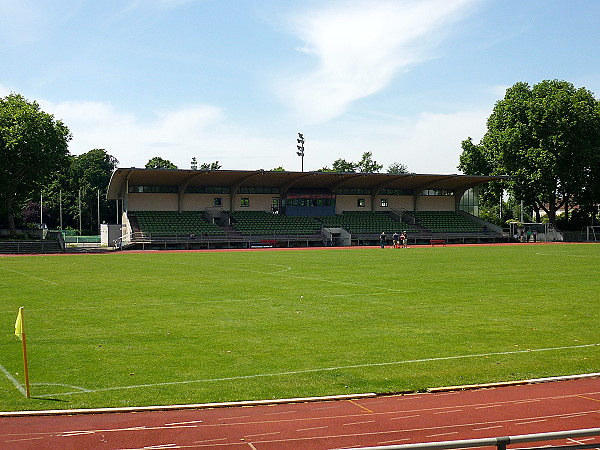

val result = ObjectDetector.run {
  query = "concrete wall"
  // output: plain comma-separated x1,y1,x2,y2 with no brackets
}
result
374,195,414,211
181,194,230,211
416,196,455,211
335,195,372,213
231,194,277,212
128,193,178,211
125,192,459,214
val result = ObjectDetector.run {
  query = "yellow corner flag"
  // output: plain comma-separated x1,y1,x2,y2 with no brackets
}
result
15,307,24,340
14,307,31,398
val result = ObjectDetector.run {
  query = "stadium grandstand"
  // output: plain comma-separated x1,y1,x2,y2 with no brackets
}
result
106,168,506,250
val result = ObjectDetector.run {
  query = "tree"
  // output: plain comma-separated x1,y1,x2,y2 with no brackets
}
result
270,166,285,172
70,149,118,231
459,80,600,224
200,161,221,170
356,151,383,173
41,149,119,231
145,157,178,170
331,158,357,173
0,93,71,235
387,162,409,174
458,137,506,223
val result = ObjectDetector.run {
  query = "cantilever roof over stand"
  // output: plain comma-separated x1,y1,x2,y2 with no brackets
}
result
107,168,506,202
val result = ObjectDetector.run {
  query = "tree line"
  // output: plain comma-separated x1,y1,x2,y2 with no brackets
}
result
3,79,599,235
459,79,600,229
0,93,409,236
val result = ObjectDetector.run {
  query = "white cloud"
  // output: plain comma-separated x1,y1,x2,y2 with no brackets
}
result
280,0,476,123
37,99,288,170
4,87,489,174
303,108,489,174
391,110,488,173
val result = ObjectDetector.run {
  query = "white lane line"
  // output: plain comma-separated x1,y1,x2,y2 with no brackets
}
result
193,438,227,444
377,438,411,445
264,410,297,416
4,437,46,443
389,414,421,420
515,419,548,425
472,425,504,431
426,431,459,438
296,426,329,432
343,420,376,426
164,420,203,426
243,431,280,438
433,409,463,415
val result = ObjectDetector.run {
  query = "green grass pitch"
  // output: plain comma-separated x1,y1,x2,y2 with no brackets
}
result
1,243,599,411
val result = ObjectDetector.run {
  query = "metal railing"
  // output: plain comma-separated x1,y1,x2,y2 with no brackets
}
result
344,427,600,450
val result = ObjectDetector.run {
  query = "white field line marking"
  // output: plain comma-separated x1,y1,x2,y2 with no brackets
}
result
535,252,596,258
0,296,279,315
230,266,410,293
31,382,91,392
35,343,600,397
0,363,26,396
0,266,58,285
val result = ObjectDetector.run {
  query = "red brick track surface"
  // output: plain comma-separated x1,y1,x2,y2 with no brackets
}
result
2,377,600,449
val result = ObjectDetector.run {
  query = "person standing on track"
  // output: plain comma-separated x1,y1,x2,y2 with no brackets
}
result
380,231,386,248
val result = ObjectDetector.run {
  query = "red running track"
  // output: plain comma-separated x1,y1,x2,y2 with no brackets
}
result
2,377,600,450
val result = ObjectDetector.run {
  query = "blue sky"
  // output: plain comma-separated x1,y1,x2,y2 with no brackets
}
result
2,0,599,174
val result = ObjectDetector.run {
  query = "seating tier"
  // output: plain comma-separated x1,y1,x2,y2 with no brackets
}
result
132,211,225,236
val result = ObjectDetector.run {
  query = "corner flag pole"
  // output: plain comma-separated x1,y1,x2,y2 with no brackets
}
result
14,307,31,398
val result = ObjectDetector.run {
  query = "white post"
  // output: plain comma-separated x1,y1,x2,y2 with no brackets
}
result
97,189,100,233
78,188,82,233
520,200,524,222
59,190,63,229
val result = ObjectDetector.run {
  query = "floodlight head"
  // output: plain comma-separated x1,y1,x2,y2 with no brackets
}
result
297,151,303,156
298,133,304,139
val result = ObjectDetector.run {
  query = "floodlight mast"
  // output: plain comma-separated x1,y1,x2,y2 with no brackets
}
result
296,133,305,172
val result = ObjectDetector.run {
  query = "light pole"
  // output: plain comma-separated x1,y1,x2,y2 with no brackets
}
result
296,133,305,172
